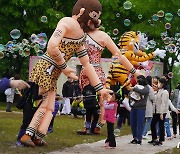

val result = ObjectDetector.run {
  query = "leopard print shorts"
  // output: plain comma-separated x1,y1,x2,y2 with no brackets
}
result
30,59,61,92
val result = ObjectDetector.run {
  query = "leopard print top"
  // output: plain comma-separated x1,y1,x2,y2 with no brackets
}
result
30,35,86,92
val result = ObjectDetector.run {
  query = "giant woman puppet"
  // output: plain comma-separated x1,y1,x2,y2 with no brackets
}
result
20,0,114,147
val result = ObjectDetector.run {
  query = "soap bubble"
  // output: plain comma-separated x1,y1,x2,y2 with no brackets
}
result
0,44,5,52
152,14,159,21
147,40,156,49
167,44,176,53
113,28,119,35
175,33,180,40
161,32,167,40
123,1,132,10
56,14,60,18
30,34,38,43
138,14,143,19
22,39,29,45
13,54,17,58
163,37,170,44
10,29,21,39
165,13,173,21
34,44,39,52
148,20,151,24
37,50,44,56
41,16,47,23
114,129,120,137
0,51,4,59
37,33,47,47
124,19,131,26
177,9,180,16
157,10,164,17
168,72,173,78
165,23,171,29
116,13,120,17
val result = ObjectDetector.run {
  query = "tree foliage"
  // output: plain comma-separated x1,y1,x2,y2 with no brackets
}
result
0,0,179,82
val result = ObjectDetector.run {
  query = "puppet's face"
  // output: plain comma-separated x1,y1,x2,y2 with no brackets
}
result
72,0,102,32
119,31,141,53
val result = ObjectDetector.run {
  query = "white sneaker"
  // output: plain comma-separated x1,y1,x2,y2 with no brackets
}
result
142,135,150,140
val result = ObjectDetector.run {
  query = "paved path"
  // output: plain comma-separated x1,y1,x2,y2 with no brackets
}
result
50,133,180,154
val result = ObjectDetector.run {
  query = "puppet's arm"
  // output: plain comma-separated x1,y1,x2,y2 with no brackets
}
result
47,18,77,80
77,46,112,99
104,35,138,76
124,51,154,62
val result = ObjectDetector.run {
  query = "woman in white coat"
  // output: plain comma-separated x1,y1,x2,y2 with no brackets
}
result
142,76,155,139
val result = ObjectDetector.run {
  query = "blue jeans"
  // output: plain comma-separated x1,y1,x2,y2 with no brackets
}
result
130,108,145,141
164,118,172,137
143,117,152,136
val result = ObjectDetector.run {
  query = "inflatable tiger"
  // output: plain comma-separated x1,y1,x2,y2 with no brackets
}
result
106,31,166,89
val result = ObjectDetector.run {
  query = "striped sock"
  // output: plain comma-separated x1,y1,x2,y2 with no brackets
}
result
96,122,104,129
35,131,45,139
26,127,36,137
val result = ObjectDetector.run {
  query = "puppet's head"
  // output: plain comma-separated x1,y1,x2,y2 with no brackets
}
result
72,0,102,32
119,31,143,55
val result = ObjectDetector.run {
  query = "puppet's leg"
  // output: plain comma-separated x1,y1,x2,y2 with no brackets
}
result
33,90,55,146
20,87,48,147
94,97,105,134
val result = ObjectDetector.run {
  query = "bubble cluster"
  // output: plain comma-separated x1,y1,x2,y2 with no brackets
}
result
41,16,48,23
10,29,21,39
123,1,132,10
124,19,131,26
0,29,48,59
165,13,173,21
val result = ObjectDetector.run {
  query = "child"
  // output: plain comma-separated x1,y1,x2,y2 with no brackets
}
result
103,92,119,149
48,94,61,133
5,77,15,112
129,84,145,107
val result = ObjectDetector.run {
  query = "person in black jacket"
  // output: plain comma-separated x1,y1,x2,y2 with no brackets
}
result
61,77,74,115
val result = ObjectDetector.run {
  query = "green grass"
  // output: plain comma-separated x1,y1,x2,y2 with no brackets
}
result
0,106,131,154
157,147,180,154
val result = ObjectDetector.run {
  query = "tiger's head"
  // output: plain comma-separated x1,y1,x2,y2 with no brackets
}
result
119,31,144,56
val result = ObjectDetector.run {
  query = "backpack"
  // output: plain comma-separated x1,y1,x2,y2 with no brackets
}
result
16,82,42,109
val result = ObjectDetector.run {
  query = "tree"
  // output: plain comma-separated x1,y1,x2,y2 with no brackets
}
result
0,0,75,79
0,0,179,81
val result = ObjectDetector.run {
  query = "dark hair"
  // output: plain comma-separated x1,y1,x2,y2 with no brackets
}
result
159,78,167,89
163,74,169,81
137,75,147,86
146,76,152,86
153,76,160,80
72,0,102,32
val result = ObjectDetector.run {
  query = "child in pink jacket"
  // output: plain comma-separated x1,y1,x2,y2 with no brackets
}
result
104,92,119,148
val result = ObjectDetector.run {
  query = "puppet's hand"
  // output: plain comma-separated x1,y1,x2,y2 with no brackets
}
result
154,48,166,59
98,88,113,101
61,66,78,80
139,61,149,68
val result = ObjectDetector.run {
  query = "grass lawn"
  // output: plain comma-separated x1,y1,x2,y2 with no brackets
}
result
0,102,131,154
